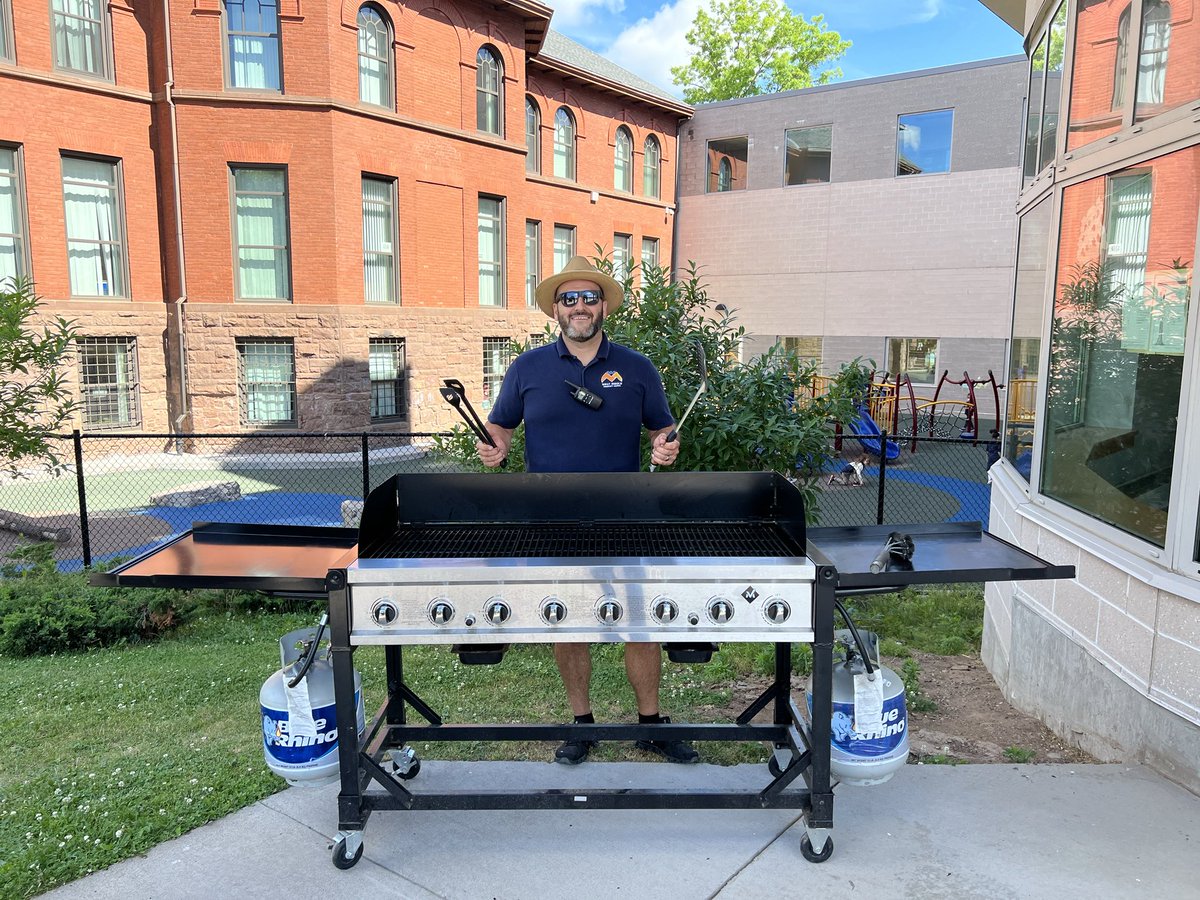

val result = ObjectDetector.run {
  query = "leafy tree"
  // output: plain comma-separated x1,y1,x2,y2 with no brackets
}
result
0,277,77,476
671,0,850,104
434,259,871,520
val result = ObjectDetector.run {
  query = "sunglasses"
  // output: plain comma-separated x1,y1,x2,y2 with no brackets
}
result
555,290,603,307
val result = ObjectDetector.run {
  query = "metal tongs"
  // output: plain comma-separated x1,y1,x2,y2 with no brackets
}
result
650,339,708,472
439,378,507,468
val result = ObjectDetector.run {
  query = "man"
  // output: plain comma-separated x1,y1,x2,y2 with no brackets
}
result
476,256,698,766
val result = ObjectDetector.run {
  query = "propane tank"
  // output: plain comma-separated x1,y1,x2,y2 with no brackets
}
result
260,617,364,787
808,628,909,786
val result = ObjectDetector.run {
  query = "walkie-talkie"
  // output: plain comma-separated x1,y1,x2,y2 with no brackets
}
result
565,380,603,410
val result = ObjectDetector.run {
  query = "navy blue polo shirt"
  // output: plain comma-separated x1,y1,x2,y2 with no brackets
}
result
488,334,674,472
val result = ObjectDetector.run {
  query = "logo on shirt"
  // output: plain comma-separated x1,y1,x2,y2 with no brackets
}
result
600,370,624,388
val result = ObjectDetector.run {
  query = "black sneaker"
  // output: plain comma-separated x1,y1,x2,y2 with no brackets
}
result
554,738,598,765
635,716,699,764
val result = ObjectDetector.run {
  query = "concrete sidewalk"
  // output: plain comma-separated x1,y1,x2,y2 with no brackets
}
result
45,761,1198,899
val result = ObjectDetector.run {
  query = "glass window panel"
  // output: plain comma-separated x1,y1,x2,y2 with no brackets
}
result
1134,1,1184,121
476,47,502,135
784,125,832,185
525,98,541,174
1042,147,1197,546
362,176,396,303
358,6,391,108
1067,0,1126,151
369,337,405,420
52,0,108,77
237,338,295,424
482,337,512,410
62,157,125,297
887,337,938,383
1039,3,1067,174
643,136,661,199
707,137,747,192
553,108,575,180
1004,197,1053,476
782,336,822,366
641,237,659,271
233,167,290,300
525,220,539,309
1024,34,1047,184
896,110,953,176
478,196,503,307
614,127,632,192
0,147,27,285
225,0,281,90
77,337,140,430
553,225,575,273
1,0,14,62
613,233,631,280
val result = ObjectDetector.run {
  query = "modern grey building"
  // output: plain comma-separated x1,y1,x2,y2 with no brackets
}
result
674,57,1026,399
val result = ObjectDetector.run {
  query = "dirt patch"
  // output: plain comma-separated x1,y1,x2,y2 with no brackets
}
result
715,650,1096,765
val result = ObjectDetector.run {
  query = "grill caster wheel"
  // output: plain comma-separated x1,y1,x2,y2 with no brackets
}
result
398,758,421,780
800,834,833,863
768,747,792,778
332,837,364,870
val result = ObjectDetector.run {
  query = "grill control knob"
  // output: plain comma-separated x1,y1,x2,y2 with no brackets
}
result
652,598,678,624
597,598,623,625
485,599,511,626
708,598,734,624
371,599,398,627
541,598,566,625
765,598,790,624
429,600,454,625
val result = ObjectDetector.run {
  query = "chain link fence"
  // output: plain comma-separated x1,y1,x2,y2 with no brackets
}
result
0,430,995,570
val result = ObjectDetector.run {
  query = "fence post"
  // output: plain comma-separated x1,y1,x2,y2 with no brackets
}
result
876,431,888,526
73,429,91,567
361,433,370,500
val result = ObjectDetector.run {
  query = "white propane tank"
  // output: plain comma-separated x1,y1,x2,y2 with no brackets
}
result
807,629,909,786
260,620,364,787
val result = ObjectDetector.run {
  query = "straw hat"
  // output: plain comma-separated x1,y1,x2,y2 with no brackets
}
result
534,256,624,318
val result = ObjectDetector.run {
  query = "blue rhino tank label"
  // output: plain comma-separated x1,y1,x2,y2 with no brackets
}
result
261,691,359,769
831,688,906,757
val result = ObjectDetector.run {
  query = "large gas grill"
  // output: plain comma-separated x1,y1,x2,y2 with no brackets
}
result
96,470,1074,869
349,471,815,646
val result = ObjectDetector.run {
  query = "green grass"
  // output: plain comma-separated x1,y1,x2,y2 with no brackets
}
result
1003,746,1037,763
840,583,985,657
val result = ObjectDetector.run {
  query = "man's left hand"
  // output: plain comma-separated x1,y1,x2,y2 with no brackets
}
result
651,432,680,467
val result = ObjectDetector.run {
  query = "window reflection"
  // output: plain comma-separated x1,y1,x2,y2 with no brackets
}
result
1041,146,1197,546
896,109,953,176
1039,3,1066,173
1067,0,1124,150
707,137,747,192
1005,197,1052,477
1024,35,1047,184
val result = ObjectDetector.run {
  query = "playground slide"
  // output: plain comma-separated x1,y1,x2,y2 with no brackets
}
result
854,405,901,460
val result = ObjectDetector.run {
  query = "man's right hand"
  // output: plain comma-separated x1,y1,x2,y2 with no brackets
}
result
475,423,513,468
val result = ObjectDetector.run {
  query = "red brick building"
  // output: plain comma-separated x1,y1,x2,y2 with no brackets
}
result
0,0,690,433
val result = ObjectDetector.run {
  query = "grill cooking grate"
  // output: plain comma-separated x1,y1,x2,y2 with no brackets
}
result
362,522,802,559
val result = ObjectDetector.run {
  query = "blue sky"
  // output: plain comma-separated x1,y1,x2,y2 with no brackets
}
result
547,1,1024,98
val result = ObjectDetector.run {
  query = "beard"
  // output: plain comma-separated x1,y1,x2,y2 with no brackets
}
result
557,305,605,342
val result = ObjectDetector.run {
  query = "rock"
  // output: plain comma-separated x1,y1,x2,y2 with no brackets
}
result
149,481,242,508
341,500,365,528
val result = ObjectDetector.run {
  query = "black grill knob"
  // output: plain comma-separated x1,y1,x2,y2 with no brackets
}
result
541,598,566,625
371,599,398,626
485,599,511,625
766,599,790,624
652,598,678,624
597,599,622,625
429,600,454,625
708,598,733,624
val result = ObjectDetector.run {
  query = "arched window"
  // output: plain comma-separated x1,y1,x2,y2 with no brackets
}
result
476,46,503,135
643,135,661,199
613,126,632,192
1114,1,1172,110
718,156,732,192
525,97,541,174
553,107,576,180
357,5,392,108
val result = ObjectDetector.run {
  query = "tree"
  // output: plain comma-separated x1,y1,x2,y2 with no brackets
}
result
671,0,850,104
0,277,77,476
434,258,871,521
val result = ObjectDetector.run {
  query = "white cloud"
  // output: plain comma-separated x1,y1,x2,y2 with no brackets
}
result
548,0,628,31
824,0,945,31
601,0,703,97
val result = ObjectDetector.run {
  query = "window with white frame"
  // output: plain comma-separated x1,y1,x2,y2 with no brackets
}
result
237,337,296,425
357,5,392,108
553,107,576,180
482,337,512,410
232,166,290,300
641,237,659,271
51,0,110,78
613,233,631,281
224,0,281,90
525,220,540,309
553,224,575,272
614,126,632,192
77,337,140,430
369,337,406,420
61,156,126,297
0,146,29,285
362,175,397,303
476,46,502,135
478,195,504,307
525,97,541,174
1,0,14,62
643,135,661,199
